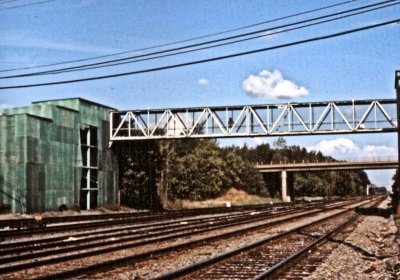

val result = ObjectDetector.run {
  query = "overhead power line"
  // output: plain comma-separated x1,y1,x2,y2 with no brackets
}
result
0,0,23,5
0,18,398,90
2,0,397,79
0,0,57,11
5,0,397,79
0,0,357,73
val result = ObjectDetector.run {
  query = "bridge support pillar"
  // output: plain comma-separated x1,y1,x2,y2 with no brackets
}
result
281,170,287,202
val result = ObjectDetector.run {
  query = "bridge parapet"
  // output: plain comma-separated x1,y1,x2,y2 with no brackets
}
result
110,99,397,143
255,157,398,172
255,156,398,166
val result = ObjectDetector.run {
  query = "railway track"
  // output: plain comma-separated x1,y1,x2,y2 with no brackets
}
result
0,199,329,238
0,197,376,279
153,197,383,280
270,218,361,279
0,207,308,267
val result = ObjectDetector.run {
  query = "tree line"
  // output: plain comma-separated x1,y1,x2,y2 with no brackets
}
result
391,170,400,214
116,138,370,210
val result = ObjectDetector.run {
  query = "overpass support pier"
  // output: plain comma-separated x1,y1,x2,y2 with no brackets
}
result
281,170,288,202
280,170,293,202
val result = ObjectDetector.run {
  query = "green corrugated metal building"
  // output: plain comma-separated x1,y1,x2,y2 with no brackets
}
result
0,98,119,213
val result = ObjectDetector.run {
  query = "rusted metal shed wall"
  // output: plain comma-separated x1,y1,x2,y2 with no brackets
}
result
0,98,118,213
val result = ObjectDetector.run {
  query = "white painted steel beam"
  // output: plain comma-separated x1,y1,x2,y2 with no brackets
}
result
110,99,397,142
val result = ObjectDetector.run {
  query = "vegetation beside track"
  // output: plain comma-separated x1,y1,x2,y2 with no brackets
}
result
117,138,371,210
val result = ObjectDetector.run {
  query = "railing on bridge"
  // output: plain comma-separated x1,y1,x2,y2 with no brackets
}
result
110,99,397,142
255,156,398,165
254,156,398,172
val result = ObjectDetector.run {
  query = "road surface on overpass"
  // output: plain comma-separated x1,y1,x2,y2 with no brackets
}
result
255,157,398,172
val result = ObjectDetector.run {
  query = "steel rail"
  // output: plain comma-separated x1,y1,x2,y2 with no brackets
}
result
0,206,303,263
0,209,268,252
251,216,358,279
151,197,383,279
252,197,384,279
0,201,337,272
0,199,322,235
28,198,370,280
0,200,330,250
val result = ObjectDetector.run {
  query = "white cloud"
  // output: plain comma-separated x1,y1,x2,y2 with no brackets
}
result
242,69,309,100
198,78,209,86
308,138,359,155
362,145,396,158
253,138,267,146
365,170,396,188
218,138,268,148
307,138,396,160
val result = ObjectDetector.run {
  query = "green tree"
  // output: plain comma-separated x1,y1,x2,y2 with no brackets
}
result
273,137,287,149
118,141,163,210
171,140,226,200
223,151,267,196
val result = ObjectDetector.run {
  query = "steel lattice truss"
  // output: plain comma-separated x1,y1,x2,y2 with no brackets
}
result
110,99,397,142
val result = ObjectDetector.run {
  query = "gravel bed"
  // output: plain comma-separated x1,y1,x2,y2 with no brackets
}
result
0,211,237,244
0,207,324,279
0,199,371,279
306,198,399,280
82,207,357,279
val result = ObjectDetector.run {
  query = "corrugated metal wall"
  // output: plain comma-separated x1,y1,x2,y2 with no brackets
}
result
0,98,118,213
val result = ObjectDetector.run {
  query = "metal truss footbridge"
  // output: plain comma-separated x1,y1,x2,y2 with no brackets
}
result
110,99,397,143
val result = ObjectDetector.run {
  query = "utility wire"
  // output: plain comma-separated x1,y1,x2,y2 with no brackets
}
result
9,1,398,78
0,0,357,73
0,0,23,5
2,0,396,79
1,18,398,90
0,0,57,11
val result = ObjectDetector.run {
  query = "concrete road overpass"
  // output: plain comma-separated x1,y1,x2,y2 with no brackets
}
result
255,158,398,172
254,157,398,202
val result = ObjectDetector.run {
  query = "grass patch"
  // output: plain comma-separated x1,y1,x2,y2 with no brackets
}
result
169,188,281,209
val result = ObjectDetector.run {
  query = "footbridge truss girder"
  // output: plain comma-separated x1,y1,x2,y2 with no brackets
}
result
110,99,397,142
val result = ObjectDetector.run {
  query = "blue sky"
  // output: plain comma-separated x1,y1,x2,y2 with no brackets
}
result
0,0,399,188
